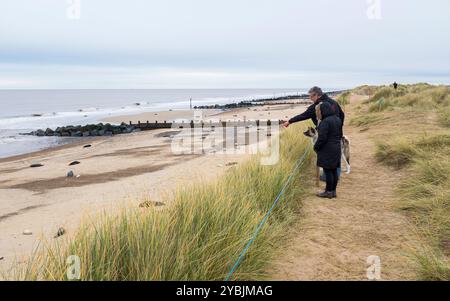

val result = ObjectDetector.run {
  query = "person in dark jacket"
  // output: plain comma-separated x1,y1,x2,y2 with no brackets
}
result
283,86,345,131
314,102,342,199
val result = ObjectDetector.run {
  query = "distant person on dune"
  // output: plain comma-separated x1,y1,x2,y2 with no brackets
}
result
393,82,398,90
283,86,345,134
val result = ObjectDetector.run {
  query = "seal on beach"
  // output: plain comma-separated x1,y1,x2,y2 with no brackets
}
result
54,227,66,238
69,161,81,166
139,201,165,208
30,163,44,168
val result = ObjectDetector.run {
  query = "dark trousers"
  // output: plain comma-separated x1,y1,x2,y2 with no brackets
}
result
323,168,339,192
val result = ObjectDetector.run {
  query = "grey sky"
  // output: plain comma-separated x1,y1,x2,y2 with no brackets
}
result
1,0,449,88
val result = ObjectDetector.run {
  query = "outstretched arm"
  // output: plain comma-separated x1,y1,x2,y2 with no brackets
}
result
283,104,316,127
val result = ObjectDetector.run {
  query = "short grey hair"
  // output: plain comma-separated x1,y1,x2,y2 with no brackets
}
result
308,86,323,96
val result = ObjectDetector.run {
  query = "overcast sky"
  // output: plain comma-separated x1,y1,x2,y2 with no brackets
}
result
1,0,449,89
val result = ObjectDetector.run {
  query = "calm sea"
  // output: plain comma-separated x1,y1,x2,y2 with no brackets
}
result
0,89,308,158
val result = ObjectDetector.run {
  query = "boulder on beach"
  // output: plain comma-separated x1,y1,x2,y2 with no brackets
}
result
23,229,32,235
45,128,54,136
122,127,134,134
67,171,74,178
30,122,141,138
35,129,45,136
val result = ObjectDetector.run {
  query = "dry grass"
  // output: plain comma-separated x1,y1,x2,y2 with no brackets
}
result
439,107,450,128
375,134,450,169
350,114,389,127
363,84,450,280
363,84,450,113
336,91,351,108
351,85,380,96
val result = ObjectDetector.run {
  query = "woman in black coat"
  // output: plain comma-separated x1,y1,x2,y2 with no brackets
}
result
314,102,342,199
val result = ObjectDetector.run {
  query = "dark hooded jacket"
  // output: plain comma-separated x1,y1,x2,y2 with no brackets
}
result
288,94,345,128
314,102,342,169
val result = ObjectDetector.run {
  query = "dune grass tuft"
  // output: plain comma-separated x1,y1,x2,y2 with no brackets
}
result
12,125,313,281
350,114,390,127
439,107,450,128
351,85,381,96
413,247,450,281
376,133,450,279
336,91,351,108
375,137,420,169
364,84,449,112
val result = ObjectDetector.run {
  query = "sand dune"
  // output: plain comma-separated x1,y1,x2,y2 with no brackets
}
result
0,103,308,273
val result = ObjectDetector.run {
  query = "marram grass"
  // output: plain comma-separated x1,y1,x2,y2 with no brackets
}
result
368,84,450,280
375,137,450,280
13,125,312,281
362,84,450,112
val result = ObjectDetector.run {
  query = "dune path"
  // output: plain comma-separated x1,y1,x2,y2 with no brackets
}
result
269,95,419,280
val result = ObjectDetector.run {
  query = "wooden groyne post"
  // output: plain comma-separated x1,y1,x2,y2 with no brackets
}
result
127,120,284,131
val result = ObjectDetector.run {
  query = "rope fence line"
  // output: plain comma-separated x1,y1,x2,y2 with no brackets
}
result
225,143,312,281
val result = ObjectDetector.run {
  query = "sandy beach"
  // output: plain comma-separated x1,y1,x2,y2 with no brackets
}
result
0,102,308,273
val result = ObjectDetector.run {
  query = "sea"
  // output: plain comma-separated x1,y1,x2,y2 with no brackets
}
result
0,89,316,158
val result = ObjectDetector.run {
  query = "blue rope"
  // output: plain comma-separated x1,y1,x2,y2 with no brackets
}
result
224,145,312,281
